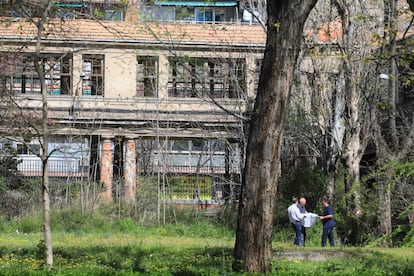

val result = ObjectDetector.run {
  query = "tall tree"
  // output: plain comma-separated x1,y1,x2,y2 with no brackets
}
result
372,0,414,239
333,0,385,243
3,0,57,268
233,0,317,273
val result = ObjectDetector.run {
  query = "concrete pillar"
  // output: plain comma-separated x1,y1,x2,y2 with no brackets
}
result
124,138,137,204
245,54,256,99
72,52,82,96
158,54,169,99
100,138,113,202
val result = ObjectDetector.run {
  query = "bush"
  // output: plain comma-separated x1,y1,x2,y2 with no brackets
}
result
16,213,43,233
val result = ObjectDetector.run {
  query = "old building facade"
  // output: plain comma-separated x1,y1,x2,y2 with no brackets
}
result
0,1,265,204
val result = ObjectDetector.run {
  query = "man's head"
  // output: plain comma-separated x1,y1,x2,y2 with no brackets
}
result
299,197,306,206
292,197,298,204
322,197,329,206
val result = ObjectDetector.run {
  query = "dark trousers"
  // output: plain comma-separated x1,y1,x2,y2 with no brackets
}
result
291,222,302,245
301,226,306,246
322,226,334,247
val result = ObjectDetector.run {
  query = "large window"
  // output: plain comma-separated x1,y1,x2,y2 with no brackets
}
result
195,7,227,22
168,57,245,98
0,54,72,95
136,56,158,97
82,55,104,96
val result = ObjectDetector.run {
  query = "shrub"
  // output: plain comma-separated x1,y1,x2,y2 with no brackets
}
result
16,213,43,233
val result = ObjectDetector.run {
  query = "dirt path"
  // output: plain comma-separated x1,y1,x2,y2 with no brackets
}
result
275,250,370,261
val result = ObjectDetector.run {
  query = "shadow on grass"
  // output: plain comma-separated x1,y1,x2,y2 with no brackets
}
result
2,244,414,275
1,244,235,275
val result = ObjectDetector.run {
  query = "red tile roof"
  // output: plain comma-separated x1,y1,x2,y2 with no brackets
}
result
0,18,266,47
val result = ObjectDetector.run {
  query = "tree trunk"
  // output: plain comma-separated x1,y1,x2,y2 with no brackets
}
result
375,0,398,239
233,1,317,273
36,1,55,269
377,172,392,237
42,125,53,268
342,10,363,216
335,0,384,225
37,56,53,269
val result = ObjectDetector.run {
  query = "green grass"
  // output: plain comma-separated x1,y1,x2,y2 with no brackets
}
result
1,210,413,275
1,227,414,275
0,230,234,275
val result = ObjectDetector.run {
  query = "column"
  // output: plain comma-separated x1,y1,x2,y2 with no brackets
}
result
124,138,137,204
158,54,169,99
245,54,256,99
72,52,82,96
100,138,113,202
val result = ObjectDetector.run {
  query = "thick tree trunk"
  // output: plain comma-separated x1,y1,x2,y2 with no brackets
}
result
233,1,317,273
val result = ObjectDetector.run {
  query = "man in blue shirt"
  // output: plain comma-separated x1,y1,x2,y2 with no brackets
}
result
320,197,334,247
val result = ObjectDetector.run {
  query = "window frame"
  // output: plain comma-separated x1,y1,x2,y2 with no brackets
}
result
168,57,246,98
1,53,72,95
136,56,159,97
82,54,104,96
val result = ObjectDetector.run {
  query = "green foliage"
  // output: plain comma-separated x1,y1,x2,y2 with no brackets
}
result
135,176,158,223
93,9,104,19
0,226,414,275
16,212,43,233
0,140,23,192
279,167,329,212
274,167,329,232
217,202,238,231
273,253,414,276
35,239,46,260
0,176,7,192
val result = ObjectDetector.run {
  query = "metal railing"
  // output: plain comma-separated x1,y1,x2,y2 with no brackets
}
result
17,157,88,177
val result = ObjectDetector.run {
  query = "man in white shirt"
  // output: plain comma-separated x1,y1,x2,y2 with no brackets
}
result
287,197,304,246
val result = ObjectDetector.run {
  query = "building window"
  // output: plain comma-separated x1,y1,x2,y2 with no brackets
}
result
56,9,76,19
141,2,237,23
136,56,158,97
16,143,41,156
168,57,245,98
141,6,176,21
168,57,203,97
44,57,72,95
195,8,213,22
82,55,104,96
0,54,72,95
104,9,123,21
227,58,246,98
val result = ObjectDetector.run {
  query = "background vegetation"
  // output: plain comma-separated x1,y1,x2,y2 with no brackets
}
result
0,206,413,275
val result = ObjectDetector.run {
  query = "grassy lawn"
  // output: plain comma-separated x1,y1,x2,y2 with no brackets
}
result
0,225,413,275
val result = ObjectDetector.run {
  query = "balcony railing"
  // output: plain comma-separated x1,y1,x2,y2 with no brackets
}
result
17,157,88,177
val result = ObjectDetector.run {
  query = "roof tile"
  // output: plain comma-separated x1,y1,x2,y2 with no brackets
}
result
0,18,266,47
